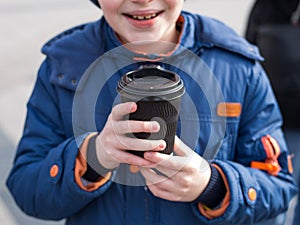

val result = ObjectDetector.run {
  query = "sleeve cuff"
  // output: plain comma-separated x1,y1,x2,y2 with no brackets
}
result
192,165,226,208
83,134,115,182
197,164,230,219
75,133,112,192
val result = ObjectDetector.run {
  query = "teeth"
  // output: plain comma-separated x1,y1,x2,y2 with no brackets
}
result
131,13,157,20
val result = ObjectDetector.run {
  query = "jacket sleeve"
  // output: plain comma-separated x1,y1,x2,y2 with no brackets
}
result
192,62,298,224
5,60,114,220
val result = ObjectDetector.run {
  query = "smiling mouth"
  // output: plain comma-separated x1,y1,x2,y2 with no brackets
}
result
124,12,161,21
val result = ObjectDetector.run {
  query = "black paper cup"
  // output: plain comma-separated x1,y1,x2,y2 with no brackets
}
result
117,64,185,157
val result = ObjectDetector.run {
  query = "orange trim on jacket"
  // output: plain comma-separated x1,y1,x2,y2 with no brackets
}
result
251,135,281,176
198,164,230,219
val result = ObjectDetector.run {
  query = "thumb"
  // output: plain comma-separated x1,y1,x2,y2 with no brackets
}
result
173,136,194,156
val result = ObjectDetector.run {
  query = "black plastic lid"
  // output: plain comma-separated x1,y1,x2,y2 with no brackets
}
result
117,65,185,101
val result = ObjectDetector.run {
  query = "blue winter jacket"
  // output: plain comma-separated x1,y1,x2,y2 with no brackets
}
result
6,11,298,225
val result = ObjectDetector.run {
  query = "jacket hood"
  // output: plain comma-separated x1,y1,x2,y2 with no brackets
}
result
178,12,263,61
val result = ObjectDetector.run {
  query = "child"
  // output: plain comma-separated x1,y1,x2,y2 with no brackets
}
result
6,0,298,224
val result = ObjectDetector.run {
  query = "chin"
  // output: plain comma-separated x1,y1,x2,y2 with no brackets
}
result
122,33,162,44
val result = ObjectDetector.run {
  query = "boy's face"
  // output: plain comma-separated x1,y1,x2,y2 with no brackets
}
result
98,0,184,45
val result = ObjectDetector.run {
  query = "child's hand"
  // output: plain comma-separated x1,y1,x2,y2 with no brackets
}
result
139,136,211,202
95,102,166,170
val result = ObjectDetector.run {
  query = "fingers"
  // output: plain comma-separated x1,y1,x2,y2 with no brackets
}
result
173,136,193,156
110,102,161,135
143,138,209,174
107,149,157,167
114,136,166,152
99,102,168,167
140,167,169,184
144,151,189,171
139,167,185,202
111,102,137,121
114,120,160,135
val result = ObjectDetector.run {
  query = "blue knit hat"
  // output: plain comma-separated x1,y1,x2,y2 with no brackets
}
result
90,0,100,8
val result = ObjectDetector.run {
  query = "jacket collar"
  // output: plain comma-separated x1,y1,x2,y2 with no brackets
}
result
42,11,263,91
195,13,263,61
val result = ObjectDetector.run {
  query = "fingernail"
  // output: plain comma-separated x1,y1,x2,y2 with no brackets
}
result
144,152,151,159
159,142,166,149
151,121,160,132
130,103,137,113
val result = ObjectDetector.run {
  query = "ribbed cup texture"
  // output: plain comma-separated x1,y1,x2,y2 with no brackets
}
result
126,98,180,157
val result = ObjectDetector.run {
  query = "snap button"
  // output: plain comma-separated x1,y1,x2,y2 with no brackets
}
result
71,79,77,85
248,188,257,201
129,165,140,173
50,164,59,177
58,74,64,80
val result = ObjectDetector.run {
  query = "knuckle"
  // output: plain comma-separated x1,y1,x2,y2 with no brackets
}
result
177,175,187,184
105,120,114,131
107,113,113,121
165,160,176,169
117,121,128,134
117,138,128,150
106,148,115,158
135,121,145,132
143,121,152,132
125,154,140,164
186,166,197,174
123,121,142,133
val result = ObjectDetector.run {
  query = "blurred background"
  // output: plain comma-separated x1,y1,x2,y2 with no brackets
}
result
0,0,297,224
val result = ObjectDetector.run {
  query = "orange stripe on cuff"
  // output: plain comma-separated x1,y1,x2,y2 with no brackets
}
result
198,164,230,219
75,133,112,192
